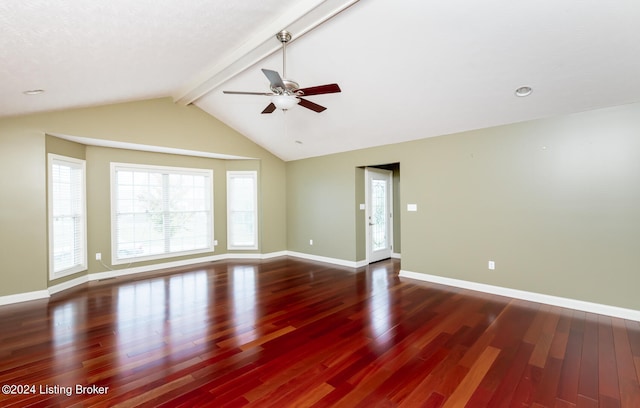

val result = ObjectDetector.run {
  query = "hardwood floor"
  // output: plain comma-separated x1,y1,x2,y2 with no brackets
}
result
1,257,639,407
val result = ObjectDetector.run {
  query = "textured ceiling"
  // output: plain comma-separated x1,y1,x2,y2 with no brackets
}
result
0,0,303,116
3,1,640,161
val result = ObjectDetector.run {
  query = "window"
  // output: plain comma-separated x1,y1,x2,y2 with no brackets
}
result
111,163,213,264
227,171,258,250
48,154,87,279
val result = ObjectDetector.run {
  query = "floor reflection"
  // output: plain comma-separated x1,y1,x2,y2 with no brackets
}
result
230,265,258,346
367,264,393,343
51,302,78,347
116,279,166,364
167,271,209,338
115,270,209,364
50,299,86,374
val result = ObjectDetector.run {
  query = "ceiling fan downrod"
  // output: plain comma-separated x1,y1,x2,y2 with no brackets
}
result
276,30,292,79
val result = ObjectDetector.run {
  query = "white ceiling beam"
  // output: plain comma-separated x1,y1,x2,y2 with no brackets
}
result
173,0,360,106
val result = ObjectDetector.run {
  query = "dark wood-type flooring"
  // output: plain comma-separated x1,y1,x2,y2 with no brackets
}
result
1,257,639,407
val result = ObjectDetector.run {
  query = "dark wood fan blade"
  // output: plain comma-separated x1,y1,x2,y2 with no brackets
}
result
261,103,277,114
297,83,341,96
223,91,273,95
261,69,285,89
298,98,326,113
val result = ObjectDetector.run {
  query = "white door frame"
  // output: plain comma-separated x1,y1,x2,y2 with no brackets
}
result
365,167,393,263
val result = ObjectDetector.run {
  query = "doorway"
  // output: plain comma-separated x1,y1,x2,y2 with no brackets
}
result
365,167,393,263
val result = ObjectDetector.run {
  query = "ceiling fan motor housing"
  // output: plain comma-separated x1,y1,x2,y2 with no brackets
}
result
271,79,300,95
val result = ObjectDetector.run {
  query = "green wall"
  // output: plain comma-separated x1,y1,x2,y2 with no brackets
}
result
3,95,640,312
287,154,359,260
0,98,286,297
286,102,640,310
0,124,48,295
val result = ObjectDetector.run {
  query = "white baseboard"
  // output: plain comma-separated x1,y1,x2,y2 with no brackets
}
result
355,260,369,268
392,252,401,259
261,251,289,259
279,251,402,268
226,251,288,260
0,290,50,306
87,252,288,281
49,275,90,295
286,251,365,268
399,269,640,322
89,254,227,281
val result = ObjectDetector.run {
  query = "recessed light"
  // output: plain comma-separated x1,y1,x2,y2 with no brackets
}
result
23,89,45,95
515,86,532,97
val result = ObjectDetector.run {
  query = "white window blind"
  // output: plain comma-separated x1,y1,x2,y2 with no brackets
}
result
48,154,87,278
111,163,213,264
227,171,258,250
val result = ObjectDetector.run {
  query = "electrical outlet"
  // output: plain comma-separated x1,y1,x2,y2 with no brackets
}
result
488,260,495,270
214,240,218,246
96,253,102,261
309,239,313,246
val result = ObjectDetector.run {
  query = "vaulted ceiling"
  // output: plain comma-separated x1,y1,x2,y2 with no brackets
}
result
3,0,640,161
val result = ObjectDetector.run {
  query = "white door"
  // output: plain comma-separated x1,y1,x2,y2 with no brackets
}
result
366,168,393,263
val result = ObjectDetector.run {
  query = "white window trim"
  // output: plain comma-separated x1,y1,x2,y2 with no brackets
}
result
48,154,87,280
110,162,214,265
227,170,259,250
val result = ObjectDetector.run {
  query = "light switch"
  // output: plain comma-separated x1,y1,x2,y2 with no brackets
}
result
359,203,365,210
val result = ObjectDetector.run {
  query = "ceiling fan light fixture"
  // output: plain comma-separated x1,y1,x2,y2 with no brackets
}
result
271,94,299,110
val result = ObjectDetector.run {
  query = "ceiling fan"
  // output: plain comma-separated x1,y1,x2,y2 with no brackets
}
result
223,30,341,114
